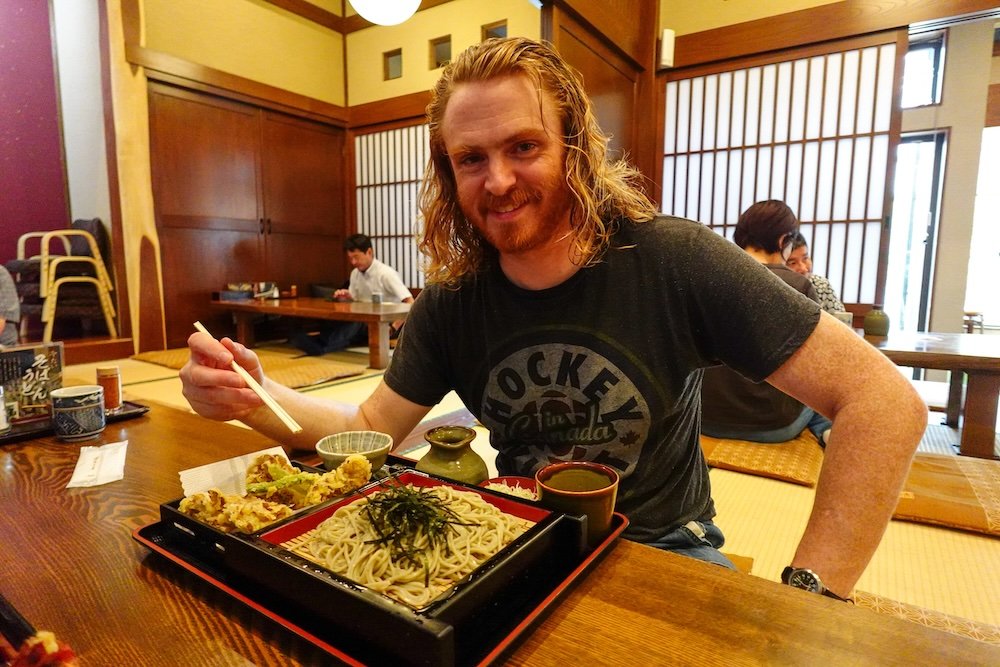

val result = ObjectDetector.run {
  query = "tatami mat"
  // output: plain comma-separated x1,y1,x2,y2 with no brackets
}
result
63,358,179,386
711,467,1000,626
63,348,1000,632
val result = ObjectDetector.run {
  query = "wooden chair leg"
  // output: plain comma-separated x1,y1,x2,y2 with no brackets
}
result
96,285,118,337
42,276,118,342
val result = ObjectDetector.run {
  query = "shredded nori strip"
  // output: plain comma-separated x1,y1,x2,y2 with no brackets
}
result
361,484,478,581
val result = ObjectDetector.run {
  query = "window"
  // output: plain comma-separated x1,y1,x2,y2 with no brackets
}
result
482,20,507,41
429,36,451,70
885,132,947,333
901,31,945,108
661,38,900,305
383,49,402,80
354,124,430,289
966,126,1000,326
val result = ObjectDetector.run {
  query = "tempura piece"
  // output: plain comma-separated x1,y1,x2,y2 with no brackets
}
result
178,452,374,532
305,454,373,505
178,488,230,525
246,471,320,509
245,453,297,485
179,489,294,533
222,495,295,533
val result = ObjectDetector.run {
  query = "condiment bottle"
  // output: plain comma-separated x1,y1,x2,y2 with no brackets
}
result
416,426,489,484
96,366,123,412
863,305,890,336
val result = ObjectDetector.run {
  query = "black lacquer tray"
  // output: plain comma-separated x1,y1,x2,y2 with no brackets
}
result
0,400,149,445
133,464,627,666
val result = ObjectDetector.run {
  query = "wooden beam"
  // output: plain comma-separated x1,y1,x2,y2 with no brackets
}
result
672,0,1000,69
126,44,348,125
348,90,431,129
263,0,344,32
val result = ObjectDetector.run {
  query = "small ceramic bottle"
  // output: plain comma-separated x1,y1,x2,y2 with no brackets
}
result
864,304,890,336
96,365,123,412
415,425,489,485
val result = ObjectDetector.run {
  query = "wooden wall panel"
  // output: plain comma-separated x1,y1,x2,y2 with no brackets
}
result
557,27,638,162
543,0,659,190
557,0,655,68
987,83,1000,127
148,84,348,348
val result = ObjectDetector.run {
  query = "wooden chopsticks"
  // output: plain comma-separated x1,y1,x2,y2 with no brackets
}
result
192,321,303,434
0,590,35,650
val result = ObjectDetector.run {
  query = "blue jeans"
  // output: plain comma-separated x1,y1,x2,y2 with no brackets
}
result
702,407,831,446
644,520,736,569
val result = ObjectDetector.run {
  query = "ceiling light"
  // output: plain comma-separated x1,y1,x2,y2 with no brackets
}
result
350,0,421,26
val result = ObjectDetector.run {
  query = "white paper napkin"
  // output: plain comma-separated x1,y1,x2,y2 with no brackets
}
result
67,440,129,488
178,446,288,496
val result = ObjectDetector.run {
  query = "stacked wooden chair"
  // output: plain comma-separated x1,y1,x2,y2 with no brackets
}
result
4,218,117,342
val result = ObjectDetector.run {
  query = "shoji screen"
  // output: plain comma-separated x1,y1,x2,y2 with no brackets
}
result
354,124,429,289
661,35,903,305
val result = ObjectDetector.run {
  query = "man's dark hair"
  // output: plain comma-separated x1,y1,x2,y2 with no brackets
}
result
344,233,373,252
733,200,799,253
789,231,809,251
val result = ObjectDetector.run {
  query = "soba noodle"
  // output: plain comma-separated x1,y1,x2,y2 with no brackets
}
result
302,484,532,608
484,481,537,501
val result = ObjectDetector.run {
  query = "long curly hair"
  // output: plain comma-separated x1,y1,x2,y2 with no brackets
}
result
418,37,656,286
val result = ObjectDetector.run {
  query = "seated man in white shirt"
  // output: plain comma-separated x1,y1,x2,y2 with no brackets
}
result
290,234,414,355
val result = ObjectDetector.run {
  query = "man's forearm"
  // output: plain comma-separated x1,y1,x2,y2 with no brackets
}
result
240,379,361,451
790,392,925,596
767,314,927,596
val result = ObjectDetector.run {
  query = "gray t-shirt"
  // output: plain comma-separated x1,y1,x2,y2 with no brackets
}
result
386,217,820,542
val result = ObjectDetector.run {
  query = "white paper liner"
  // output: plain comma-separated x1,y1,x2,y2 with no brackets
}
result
179,446,288,497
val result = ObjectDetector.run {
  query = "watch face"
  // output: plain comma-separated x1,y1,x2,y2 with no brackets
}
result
788,569,822,593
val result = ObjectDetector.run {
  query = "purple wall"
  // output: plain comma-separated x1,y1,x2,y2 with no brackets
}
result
0,1,70,262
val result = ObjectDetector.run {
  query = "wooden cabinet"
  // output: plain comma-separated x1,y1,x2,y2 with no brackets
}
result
148,84,346,348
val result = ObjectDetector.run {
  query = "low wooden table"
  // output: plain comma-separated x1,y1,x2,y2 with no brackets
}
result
2,402,997,665
211,297,411,369
869,331,1000,459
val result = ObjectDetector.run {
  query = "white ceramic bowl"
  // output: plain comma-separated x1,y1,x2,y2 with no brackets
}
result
316,431,393,472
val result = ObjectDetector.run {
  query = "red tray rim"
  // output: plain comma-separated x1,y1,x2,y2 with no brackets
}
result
133,511,628,666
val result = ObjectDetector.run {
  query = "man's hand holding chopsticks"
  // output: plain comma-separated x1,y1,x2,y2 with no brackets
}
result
180,332,266,422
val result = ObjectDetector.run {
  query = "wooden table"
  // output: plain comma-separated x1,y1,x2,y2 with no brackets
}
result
868,331,1000,459
2,402,997,665
211,297,411,369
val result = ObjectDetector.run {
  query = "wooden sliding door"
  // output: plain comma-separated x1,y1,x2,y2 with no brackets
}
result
661,32,906,307
149,83,346,347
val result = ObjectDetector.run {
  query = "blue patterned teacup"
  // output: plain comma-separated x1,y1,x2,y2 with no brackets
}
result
51,385,106,441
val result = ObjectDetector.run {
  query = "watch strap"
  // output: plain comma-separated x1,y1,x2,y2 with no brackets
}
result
782,566,853,603
821,589,854,603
